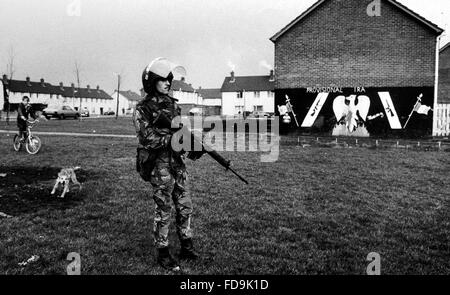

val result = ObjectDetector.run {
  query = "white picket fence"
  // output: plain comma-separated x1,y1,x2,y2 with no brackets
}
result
434,104,450,137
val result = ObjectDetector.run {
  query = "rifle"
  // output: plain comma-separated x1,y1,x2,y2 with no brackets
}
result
285,95,299,127
153,112,249,185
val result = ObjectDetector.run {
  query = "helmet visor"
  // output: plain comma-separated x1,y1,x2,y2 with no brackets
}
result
145,57,186,79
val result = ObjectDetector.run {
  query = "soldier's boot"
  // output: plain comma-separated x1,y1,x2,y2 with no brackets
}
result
157,247,180,271
179,239,199,260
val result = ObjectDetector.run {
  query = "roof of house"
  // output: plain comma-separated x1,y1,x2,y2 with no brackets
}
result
117,90,142,101
171,79,195,93
4,79,64,95
441,42,450,53
1,76,112,100
62,86,113,100
221,75,275,92
270,0,444,42
197,88,222,99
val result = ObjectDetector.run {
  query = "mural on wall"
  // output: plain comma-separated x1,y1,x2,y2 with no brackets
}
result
278,95,299,126
276,88,434,138
331,95,384,137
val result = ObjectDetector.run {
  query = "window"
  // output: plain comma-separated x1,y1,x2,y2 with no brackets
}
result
235,106,244,114
237,91,243,99
254,91,260,98
254,105,263,112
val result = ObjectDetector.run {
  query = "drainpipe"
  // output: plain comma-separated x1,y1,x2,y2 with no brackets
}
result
433,36,441,137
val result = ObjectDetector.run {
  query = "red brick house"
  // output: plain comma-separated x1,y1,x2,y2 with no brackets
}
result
435,42,450,136
271,0,443,137
438,42,450,104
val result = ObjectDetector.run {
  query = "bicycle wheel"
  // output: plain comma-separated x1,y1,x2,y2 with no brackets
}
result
26,136,42,155
13,135,23,152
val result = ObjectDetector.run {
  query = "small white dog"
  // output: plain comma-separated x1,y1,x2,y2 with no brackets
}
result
51,167,82,198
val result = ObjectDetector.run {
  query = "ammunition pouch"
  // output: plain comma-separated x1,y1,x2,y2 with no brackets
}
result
136,147,158,182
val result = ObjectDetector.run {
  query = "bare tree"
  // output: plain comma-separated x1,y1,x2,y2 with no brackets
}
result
5,46,16,125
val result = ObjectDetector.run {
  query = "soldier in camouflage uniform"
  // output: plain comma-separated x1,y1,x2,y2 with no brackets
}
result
133,58,201,271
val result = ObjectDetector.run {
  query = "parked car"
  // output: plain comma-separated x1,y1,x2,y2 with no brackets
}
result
80,107,90,117
43,106,80,120
104,111,115,116
248,111,273,118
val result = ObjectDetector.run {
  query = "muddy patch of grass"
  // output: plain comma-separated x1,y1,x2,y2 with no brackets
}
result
0,166,100,216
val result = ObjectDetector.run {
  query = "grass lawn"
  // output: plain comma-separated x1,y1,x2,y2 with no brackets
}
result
0,117,136,135
0,121,449,274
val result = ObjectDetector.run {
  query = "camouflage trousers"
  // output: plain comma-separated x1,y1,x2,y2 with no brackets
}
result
150,162,193,249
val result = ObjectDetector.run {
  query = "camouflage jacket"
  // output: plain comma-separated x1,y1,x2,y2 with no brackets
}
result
133,94,185,167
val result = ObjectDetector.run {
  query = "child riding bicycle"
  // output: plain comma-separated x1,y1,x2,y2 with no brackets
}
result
17,96,37,141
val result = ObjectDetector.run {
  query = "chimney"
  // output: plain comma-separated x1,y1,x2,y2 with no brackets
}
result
96,85,100,92
40,78,45,87
87,85,91,92
198,86,202,90
269,70,275,82
230,71,235,83
2,74,8,84
181,77,185,82
71,83,75,88
59,82,64,91
26,77,31,86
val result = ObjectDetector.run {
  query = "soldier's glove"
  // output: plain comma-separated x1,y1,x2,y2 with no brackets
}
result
161,134,172,148
186,150,206,161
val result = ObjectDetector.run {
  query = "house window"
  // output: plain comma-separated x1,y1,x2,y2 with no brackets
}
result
254,105,263,112
254,91,260,98
237,91,243,99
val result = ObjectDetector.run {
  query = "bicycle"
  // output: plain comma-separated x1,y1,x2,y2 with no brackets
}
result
13,120,42,154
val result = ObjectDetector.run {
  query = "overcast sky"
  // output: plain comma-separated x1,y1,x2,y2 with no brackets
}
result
1,0,449,94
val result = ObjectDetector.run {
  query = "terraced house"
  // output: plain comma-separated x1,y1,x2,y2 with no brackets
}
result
0,75,114,115
197,87,222,116
110,90,142,116
220,70,275,116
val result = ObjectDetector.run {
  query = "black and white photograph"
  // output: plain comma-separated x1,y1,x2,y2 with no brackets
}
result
0,0,449,284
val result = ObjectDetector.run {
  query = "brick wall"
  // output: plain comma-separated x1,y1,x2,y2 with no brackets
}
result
274,0,439,89
439,46,450,103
